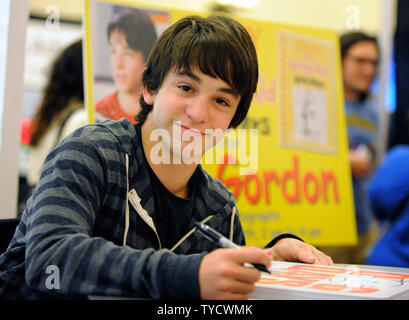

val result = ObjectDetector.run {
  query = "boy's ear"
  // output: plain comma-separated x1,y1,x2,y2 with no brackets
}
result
142,85,154,105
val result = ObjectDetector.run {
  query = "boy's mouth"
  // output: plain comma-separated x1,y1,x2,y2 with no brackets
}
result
114,74,126,83
174,122,206,137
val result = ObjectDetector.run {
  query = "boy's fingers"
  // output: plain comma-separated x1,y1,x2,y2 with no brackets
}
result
229,246,272,268
294,247,334,266
312,249,334,265
217,278,256,294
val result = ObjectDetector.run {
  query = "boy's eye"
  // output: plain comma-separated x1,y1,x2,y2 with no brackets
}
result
179,85,192,92
125,50,134,56
216,98,229,106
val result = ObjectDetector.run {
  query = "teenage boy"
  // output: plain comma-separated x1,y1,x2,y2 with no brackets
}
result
0,15,332,300
95,8,157,123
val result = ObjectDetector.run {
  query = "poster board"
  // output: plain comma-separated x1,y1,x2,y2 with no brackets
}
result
206,18,356,247
83,0,356,246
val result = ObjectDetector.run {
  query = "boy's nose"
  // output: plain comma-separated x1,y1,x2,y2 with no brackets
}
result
186,97,210,123
114,54,125,69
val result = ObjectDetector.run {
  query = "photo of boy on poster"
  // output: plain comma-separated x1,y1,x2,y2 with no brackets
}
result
91,2,170,123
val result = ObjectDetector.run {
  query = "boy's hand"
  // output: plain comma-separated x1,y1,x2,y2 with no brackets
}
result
198,246,272,300
270,238,334,265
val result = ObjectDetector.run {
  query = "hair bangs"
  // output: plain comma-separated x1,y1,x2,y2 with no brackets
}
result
172,26,240,95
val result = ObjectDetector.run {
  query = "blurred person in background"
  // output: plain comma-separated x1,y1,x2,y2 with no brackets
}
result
95,8,157,123
319,31,380,264
18,39,87,215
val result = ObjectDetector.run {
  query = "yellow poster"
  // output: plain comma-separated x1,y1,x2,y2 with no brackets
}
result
84,0,357,247
204,19,356,247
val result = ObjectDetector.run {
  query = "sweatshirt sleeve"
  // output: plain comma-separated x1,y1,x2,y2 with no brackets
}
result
232,206,246,246
23,130,203,299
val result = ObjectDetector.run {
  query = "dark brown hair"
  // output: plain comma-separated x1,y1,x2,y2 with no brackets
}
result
30,39,83,146
137,14,258,128
107,8,157,62
340,31,378,59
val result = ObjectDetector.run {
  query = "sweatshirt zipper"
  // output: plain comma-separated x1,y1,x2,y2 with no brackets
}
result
128,188,162,249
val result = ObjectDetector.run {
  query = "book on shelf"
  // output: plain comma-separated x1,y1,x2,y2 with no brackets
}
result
250,261,409,300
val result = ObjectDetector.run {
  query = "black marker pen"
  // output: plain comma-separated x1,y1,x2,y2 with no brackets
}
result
194,221,271,274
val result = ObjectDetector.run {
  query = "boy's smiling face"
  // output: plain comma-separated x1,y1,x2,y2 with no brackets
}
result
142,67,241,161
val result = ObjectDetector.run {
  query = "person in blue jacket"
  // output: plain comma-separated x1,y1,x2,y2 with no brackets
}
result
366,145,409,267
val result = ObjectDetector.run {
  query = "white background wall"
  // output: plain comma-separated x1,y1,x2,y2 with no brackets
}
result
0,0,29,218
29,0,382,32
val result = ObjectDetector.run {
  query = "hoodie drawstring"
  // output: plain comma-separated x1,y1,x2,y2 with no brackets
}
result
123,154,130,246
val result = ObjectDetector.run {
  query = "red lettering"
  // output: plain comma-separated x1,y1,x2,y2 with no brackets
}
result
263,171,280,203
282,156,300,203
243,174,260,204
217,154,242,200
216,154,340,205
348,287,379,294
289,265,346,274
310,283,346,292
258,277,312,287
357,270,409,279
321,172,339,203
275,270,332,282
303,172,320,203
274,280,312,287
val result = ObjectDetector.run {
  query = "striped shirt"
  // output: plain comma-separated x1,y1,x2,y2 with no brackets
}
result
0,119,245,299
345,97,379,234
